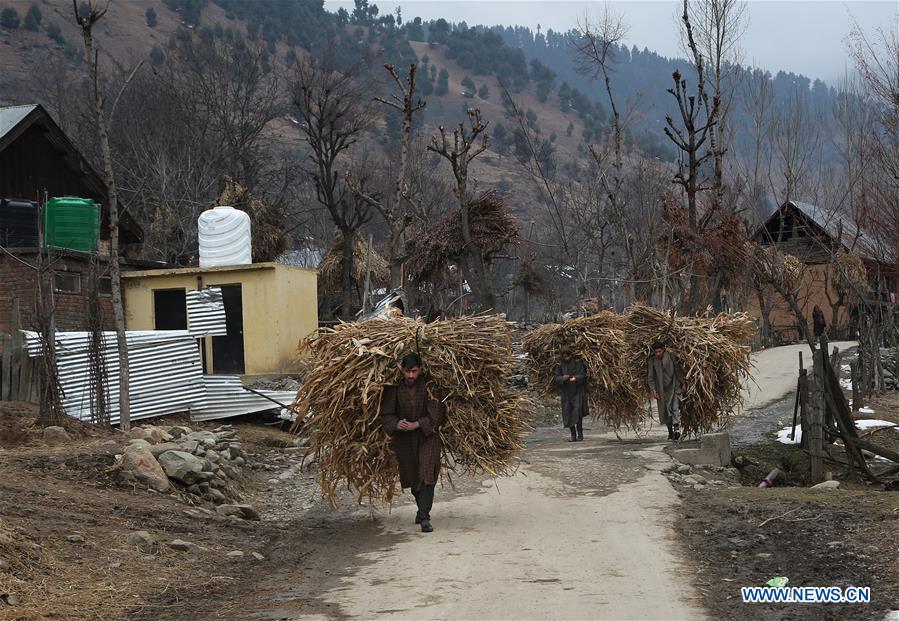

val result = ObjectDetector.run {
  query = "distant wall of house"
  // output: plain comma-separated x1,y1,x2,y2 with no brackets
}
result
0,252,115,336
122,263,318,375
744,264,843,339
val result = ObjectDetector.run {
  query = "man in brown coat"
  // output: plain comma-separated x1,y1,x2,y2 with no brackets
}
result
380,353,447,533
647,340,683,441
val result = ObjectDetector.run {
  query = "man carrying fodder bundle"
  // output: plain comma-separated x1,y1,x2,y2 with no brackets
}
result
379,353,447,533
555,347,588,442
647,340,683,441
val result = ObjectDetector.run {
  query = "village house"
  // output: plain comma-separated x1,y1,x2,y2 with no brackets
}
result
121,263,317,375
750,200,898,343
0,103,151,336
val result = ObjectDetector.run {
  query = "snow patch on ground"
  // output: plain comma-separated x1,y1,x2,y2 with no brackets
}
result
776,419,898,444
776,426,802,445
854,419,897,430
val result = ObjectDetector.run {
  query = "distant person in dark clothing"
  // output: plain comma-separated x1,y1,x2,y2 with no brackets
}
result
647,340,683,441
379,353,447,533
813,305,827,338
554,348,588,442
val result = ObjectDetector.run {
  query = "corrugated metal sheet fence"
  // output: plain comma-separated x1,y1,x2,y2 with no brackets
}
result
21,330,296,424
22,330,206,425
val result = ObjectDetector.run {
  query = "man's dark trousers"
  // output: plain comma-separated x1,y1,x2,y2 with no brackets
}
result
413,484,435,521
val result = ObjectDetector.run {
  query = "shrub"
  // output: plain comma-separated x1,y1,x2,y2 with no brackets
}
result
24,4,41,31
1,7,20,29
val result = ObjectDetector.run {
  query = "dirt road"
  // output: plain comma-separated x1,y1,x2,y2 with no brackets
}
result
246,342,859,621
252,426,706,621
740,341,855,410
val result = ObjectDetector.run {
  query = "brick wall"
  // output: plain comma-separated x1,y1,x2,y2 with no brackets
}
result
0,253,115,335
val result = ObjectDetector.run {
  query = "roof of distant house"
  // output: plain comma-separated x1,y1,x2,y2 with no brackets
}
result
754,199,895,264
0,103,142,241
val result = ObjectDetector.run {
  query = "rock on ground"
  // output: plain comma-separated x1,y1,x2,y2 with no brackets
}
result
121,445,171,492
125,530,156,549
157,450,207,484
42,426,71,444
168,539,205,553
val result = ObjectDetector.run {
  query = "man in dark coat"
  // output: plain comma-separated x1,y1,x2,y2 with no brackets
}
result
647,340,683,440
812,305,827,338
379,353,447,533
555,348,588,442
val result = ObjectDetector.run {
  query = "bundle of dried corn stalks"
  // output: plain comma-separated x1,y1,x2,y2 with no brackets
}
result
625,305,754,435
291,314,528,505
317,230,390,294
522,312,645,430
522,306,754,435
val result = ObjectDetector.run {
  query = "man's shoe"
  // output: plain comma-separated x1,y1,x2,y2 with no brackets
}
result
567,437,578,442
415,514,422,524
420,520,433,533
667,431,674,440
672,430,681,441
577,435,584,441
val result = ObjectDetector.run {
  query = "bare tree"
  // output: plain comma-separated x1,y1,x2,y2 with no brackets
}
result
665,3,715,230
348,64,426,288
74,0,141,430
847,19,899,275
165,33,282,191
426,109,497,310
684,0,748,208
293,58,375,318
571,9,644,304
767,87,822,205
735,68,775,223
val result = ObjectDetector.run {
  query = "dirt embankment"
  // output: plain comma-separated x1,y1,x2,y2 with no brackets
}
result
0,403,326,621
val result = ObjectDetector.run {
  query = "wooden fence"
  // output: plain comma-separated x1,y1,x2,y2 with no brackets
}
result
0,299,39,403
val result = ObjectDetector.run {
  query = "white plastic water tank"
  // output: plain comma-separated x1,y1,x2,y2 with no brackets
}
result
198,205,252,267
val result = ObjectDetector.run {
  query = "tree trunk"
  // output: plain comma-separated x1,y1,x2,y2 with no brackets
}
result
79,13,131,430
340,229,356,320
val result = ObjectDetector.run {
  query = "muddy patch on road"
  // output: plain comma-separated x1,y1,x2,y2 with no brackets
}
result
523,425,666,497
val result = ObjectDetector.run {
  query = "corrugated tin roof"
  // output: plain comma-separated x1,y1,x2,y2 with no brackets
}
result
0,105,38,141
790,200,895,263
190,375,296,422
186,288,228,337
22,330,206,425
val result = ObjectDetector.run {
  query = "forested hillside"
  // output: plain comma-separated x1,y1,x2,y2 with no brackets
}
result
0,0,892,321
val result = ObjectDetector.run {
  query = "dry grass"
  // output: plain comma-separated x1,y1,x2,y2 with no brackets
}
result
290,315,529,506
317,231,390,295
626,305,754,435
522,312,644,430
522,306,754,436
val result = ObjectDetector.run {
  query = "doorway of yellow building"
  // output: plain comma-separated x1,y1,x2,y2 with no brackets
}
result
211,284,245,374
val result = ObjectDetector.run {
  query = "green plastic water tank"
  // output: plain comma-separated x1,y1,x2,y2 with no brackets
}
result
43,197,100,252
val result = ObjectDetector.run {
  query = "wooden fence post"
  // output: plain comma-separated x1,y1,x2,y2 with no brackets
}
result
849,360,861,411
808,349,825,484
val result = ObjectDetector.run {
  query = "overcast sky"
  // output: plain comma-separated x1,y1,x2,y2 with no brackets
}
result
324,1,897,84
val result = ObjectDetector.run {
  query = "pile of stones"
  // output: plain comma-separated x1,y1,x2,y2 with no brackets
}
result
115,423,248,506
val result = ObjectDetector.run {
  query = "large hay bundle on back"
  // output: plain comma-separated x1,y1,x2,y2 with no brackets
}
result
521,312,644,430
626,305,754,435
522,306,754,436
291,315,527,505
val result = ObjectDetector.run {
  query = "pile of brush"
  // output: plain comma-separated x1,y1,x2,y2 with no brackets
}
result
522,306,754,435
626,305,754,435
317,230,390,295
291,314,528,506
522,312,645,430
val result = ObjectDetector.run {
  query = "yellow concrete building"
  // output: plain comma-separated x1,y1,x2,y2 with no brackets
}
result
122,263,317,375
